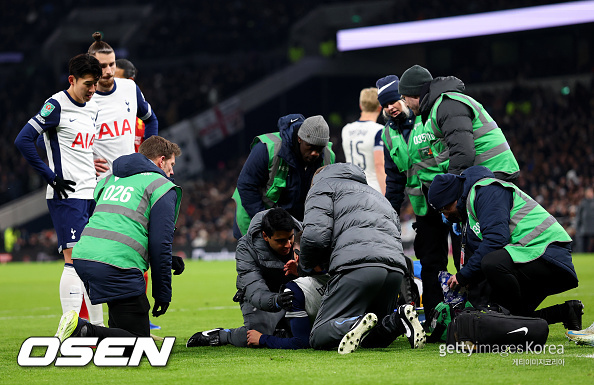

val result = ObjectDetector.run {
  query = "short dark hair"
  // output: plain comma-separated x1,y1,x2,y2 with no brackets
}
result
68,54,101,81
88,32,114,56
139,136,181,161
116,58,137,79
262,208,295,238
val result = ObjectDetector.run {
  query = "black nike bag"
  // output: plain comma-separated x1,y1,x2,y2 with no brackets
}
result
446,309,549,352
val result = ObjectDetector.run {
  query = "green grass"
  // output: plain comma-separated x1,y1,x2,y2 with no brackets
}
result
1,256,593,384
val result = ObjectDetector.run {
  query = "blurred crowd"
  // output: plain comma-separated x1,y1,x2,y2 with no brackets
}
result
5,79,594,260
2,0,592,259
0,0,576,202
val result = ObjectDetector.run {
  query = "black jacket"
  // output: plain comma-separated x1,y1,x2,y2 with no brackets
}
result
419,76,476,176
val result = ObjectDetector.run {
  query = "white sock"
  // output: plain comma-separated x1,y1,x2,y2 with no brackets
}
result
83,289,105,326
59,264,83,314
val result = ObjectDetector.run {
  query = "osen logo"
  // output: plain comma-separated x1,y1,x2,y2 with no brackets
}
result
18,336,175,367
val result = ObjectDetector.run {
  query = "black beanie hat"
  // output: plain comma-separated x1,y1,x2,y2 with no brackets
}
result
399,65,433,96
428,173,465,211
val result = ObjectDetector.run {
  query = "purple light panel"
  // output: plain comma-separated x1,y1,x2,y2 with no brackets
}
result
337,1,594,51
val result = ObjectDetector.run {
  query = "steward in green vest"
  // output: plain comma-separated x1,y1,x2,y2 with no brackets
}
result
377,73,453,318
233,114,335,239
428,166,582,329
70,136,184,340
399,65,520,182
382,114,448,216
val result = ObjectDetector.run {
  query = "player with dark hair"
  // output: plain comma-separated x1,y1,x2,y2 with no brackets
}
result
14,54,104,325
88,32,158,180
115,58,137,80
187,208,301,348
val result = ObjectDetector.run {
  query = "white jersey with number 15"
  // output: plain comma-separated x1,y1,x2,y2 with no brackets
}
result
341,120,384,193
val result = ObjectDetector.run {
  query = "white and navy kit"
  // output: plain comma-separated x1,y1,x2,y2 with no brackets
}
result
93,78,157,179
27,91,98,199
285,275,330,323
15,90,99,252
341,120,384,193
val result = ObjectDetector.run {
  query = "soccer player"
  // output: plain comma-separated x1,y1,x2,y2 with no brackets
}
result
88,32,158,180
14,54,104,324
341,87,386,194
114,58,146,152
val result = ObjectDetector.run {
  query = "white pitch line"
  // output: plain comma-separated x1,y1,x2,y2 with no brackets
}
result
0,305,238,321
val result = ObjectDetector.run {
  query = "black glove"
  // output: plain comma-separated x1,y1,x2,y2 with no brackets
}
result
274,290,294,311
50,176,76,199
152,300,169,317
232,288,245,303
171,255,185,275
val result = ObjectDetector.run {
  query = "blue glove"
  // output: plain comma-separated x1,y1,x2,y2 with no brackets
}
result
442,213,462,236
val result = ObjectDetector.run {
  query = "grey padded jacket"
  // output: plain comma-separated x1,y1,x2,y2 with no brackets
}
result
235,209,302,312
299,163,406,275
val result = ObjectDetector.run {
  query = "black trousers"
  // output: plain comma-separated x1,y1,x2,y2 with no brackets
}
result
481,248,578,316
84,294,151,339
309,266,402,350
413,209,450,316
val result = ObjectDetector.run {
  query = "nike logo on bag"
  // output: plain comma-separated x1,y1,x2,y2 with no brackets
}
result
507,327,528,335
290,118,299,123
400,319,411,337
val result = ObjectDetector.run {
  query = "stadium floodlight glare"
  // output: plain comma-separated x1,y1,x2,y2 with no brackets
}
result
337,1,594,52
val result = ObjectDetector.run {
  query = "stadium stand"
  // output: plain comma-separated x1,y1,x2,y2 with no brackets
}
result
1,0,592,260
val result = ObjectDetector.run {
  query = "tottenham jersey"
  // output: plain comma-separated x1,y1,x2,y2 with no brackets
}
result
285,275,330,323
341,120,384,193
27,91,99,199
93,78,154,179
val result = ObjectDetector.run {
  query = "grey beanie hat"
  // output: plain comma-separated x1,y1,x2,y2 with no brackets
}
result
398,65,433,96
298,115,330,147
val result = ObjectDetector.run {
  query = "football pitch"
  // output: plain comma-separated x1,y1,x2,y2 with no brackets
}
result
1,256,593,384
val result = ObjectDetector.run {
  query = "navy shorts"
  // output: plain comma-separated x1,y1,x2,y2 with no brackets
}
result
47,198,96,253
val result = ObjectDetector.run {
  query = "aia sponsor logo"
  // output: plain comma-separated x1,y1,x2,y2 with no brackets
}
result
71,133,95,148
99,119,133,139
